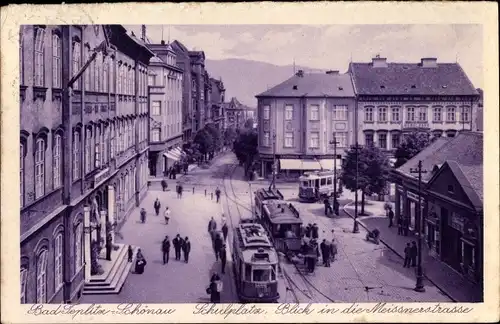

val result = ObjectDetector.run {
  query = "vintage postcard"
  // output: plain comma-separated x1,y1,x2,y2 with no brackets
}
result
1,2,498,323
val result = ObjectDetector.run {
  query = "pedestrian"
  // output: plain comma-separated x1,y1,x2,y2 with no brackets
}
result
305,223,312,238
182,236,191,263
324,198,331,216
403,218,409,236
397,216,403,235
222,223,229,241
208,217,217,233
127,245,133,262
140,208,146,223
135,249,147,274
164,207,171,224
312,223,319,239
388,207,394,228
105,233,112,261
403,242,411,268
154,198,161,216
207,273,222,303
219,244,227,274
410,241,418,267
161,179,168,191
162,236,171,264
173,234,182,261
215,187,221,203
330,239,338,262
213,233,223,261
320,239,328,267
177,184,183,199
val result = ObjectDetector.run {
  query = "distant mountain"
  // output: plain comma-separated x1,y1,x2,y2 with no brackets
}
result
205,58,325,107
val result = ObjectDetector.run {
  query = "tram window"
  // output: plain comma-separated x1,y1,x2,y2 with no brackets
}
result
245,264,252,281
320,178,326,186
253,269,271,282
271,265,277,281
327,177,333,185
302,181,309,187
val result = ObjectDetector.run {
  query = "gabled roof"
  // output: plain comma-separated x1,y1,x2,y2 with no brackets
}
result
224,97,254,111
349,62,479,96
256,72,355,98
171,39,189,53
395,131,483,203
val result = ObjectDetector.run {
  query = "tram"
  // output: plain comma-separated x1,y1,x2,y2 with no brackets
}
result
298,170,342,202
254,188,284,219
260,200,303,253
232,223,280,302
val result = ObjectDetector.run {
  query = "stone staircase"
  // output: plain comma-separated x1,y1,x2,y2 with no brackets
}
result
83,243,139,295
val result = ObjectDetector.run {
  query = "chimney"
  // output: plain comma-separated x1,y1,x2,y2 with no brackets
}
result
421,57,438,68
372,55,388,68
141,24,146,41
296,69,304,77
326,70,339,75
161,40,166,45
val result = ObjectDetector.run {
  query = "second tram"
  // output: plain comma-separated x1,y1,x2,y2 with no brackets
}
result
298,170,342,202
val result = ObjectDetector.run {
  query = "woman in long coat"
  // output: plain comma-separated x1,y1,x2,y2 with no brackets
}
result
135,249,147,274
207,273,222,303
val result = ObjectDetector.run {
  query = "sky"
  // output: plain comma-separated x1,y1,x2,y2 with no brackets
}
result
125,24,483,89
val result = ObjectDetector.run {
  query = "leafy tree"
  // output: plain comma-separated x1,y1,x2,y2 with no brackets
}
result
223,126,238,147
204,124,223,154
193,129,214,161
394,132,431,168
233,128,258,177
340,145,391,215
244,118,254,129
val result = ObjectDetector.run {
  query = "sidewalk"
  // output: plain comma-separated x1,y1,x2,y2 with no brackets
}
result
343,197,482,302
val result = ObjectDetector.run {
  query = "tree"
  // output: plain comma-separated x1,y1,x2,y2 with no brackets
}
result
204,123,223,155
223,126,237,147
233,128,258,177
244,118,254,129
394,132,431,168
340,145,391,215
193,129,214,161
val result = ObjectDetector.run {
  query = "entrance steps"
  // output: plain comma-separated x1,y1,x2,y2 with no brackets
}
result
83,243,139,295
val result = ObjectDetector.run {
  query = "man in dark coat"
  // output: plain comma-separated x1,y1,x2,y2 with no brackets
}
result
219,244,227,274
305,223,312,238
397,216,403,235
320,239,329,267
154,198,161,216
173,234,183,261
388,207,394,228
311,223,319,239
213,233,223,261
208,217,217,233
162,236,170,264
128,244,133,262
140,208,146,223
182,236,191,263
410,241,418,267
222,223,229,241
161,179,168,191
403,242,411,268
215,187,221,203
324,198,331,216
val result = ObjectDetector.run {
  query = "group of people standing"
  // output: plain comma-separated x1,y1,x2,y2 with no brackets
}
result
403,241,418,268
161,234,191,264
207,216,228,303
300,225,338,273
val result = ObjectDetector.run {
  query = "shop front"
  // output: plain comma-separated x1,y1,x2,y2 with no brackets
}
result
394,183,427,236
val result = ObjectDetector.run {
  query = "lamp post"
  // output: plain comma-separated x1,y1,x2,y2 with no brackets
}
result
352,143,362,233
410,160,427,292
329,132,339,214
271,129,277,190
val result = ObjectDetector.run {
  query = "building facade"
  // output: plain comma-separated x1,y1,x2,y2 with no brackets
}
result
210,77,226,131
255,70,356,178
223,97,254,130
19,24,153,304
392,131,483,288
146,42,184,177
349,56,480,152
190,51,208,132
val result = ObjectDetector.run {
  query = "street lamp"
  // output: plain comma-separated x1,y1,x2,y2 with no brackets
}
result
352,143,362,233
410,160,427,292
329,132,339,215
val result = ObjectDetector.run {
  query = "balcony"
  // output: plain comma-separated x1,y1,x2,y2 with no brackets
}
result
403,121,430,129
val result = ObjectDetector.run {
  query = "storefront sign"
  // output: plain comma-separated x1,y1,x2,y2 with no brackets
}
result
450,212,464,232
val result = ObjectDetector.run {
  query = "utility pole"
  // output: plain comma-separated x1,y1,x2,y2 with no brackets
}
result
352,143,362,233
271,129,277,190
329,132,339,215
410,160,427,292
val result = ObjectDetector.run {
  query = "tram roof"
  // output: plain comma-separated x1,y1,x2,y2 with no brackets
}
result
241,248,278,264
255,188,284,200
263,200,302,224
235,223,273,249
300,170,336,179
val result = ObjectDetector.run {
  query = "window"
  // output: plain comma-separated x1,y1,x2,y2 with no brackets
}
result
407,106,415,122
391,133,400,149
263,132,270,146
378,133,387,149
285,105,294,120
378,107,387,122
333,105,347,121
128,120,133,147
460,106,470,122
263,105,270,120
34,27,46,87
103,56,108,92
433,106,442,122
73,131,80,180
336,132,347,147
253,269,271,282
365,106,374,122
102,125,108,165
75,223,83,269
284,132,294,147
148,74,156,86
85,128,91,173
110,124,115,158
53,134,62,188
20,267,27,303
391,106,400,122
310,105,319,120
36,249,48,303
447,185,454,193
110,57,115,93
418,106,427,121
152,128,160,142
54,233,63,290
20,143,25,207
365,133,374,147
117,63,122,94
446,106,456,122
84,46,90,90
152,101,161,116
35,139,45,199
95,127,101,168
310,132,320,148
94,53,101,92
52,33,61,88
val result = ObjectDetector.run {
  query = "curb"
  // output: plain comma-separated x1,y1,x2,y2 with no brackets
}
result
342,202,457,302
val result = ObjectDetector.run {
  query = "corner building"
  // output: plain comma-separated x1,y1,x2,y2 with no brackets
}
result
255,70,355,178
19,24,153,303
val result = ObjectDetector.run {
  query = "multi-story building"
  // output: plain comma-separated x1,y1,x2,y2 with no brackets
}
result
223,97,247,130
19,24,153,303
190,51,208,132
349,56,480,152
476,88,483,132
210,77,226,131
255,70,356,178
146,41,184,177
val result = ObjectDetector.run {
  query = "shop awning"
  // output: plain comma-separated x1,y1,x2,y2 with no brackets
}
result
318,159,343,170
163,150,180,161
280,159,322,170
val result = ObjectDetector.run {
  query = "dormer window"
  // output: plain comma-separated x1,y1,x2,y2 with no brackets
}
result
380,85,385,89
447,185,454,194
411,85,416,89
442,85,448,89
292,85,298,90
338,86,343,91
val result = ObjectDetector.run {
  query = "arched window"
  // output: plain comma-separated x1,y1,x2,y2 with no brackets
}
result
84,45,90,91
73,129,81,180
72,39,81,90
34,26,46,87
85,127,92,173
53,133,62,188
52,32,62,88
95,126,101,169
20,266,28,303
110,123,115,159
54,232,63,290
34,138,45,199
74,222,83,270
36,249,48,303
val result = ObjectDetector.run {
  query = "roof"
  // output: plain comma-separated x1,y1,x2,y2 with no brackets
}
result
224,97,255,111
171,40,189,53
127,32,155,57
256,72,355,98
263,200,302,224
349,62,479,96
395,131,483,203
